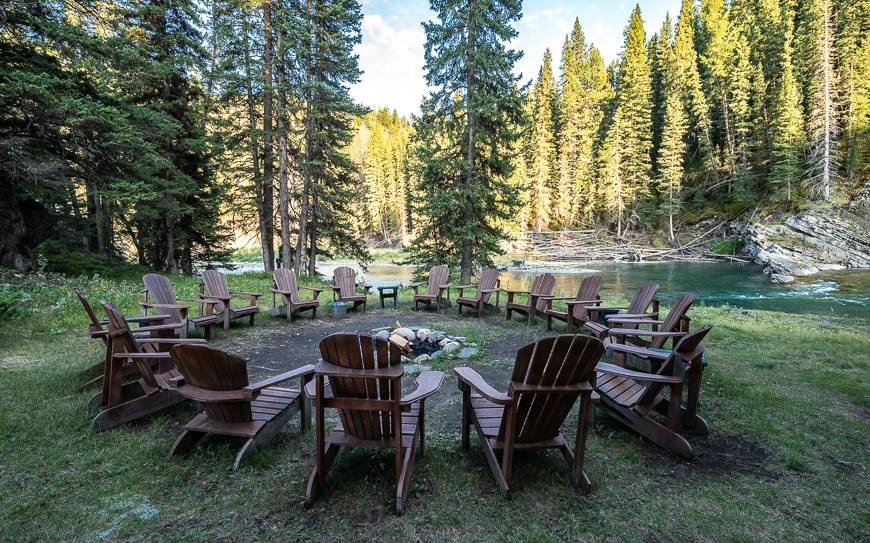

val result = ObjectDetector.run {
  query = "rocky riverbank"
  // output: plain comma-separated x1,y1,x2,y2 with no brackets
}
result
741,201,870,283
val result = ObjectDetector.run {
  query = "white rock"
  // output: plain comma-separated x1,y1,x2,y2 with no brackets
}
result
770,273,795,284
394,327,416,341
442,341,461,354
438,338,451,347
413,354,431,364
416,328,431,340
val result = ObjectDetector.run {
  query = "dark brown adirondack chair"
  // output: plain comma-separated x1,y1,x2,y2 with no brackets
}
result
74,287,174,390
505,273,556,324
583,282,660,339
456,268,501,316
304,333,444,514
330,266,370,310
270,268,321,321
595,325,713,458
167,344,314,470
141,273,219,339
199,269,261,330
455,334,605,496
606,294,696,354
543,275,604,332
91,302,207,432
410,264,452,310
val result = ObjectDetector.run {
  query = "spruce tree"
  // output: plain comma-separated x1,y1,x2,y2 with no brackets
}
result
413,0,524,281
834,0,870,186
529,49,557,231
802,0,840,200
657,34,688,240
699,0,735,186
728,32,755,197
770,11,805,201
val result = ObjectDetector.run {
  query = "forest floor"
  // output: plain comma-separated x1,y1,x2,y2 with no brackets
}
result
0,270,868,542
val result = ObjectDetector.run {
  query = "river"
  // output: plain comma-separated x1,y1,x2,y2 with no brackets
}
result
220,260,870,320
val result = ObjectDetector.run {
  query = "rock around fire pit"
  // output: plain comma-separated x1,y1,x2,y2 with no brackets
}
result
370,323,478,371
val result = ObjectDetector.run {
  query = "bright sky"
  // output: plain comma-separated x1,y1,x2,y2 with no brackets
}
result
351,0,676,117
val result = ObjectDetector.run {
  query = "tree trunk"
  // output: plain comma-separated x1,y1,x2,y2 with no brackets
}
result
242,18,266,271
295,0,313,274
460,7,476,283
307,193,317,276
276,20,292,269
261,0,276,271
165,214,177,273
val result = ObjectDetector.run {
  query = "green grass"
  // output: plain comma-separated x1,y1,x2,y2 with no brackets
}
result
1,270,868,542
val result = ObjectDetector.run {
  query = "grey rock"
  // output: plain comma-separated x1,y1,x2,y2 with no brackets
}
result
416,328,431,340
438,338,451,347
374,330,390,340
430,331,446,343
394,327,416,341
413,354,431,364
457,347,479,359
770,273,795,284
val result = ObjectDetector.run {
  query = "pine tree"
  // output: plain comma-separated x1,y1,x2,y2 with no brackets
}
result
834,0,870,186
673,0,718,185
728,31,755,197
770,11,805,201
610,4,653,233
289,0,369,275
651,14,674,174
699,0,736,187
413,0,524,281
529,49,557,231
657,33,688,240
558,28,582,224
802,0,840,200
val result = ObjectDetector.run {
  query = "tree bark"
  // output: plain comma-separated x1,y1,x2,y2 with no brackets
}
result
295,0,313,275
276,16,291,268
0,174,32,271
261,0,276,271
242,17,266,270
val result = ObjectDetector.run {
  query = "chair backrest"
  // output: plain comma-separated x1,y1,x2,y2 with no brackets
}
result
171,344,252,423
570,275,604,321
426,265,450,296
101,301,160,390
333,266,358,298
201,270,229,313
272,268,300,303
476,268,500,303
628,282,660,314
501,335,604,444
637,325,712,406
75,287,102,331
531,273,556,312
650,295,696,348
143,273,183,323
319,333,403,441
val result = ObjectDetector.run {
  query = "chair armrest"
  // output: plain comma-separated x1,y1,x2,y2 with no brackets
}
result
301,287,323,293
246,364,316,392
565,299,602,305
172,383,254,402
595,362,682,383
512,382,593,394
604,341,671,360
142,302,189,311
607,329,685,339
454,284,475,290
301,287,322,300
314,360,404,379
607,318,665,325
594,306,627,311
130,322,185,334
270,288,290,295
400,371,445,405
123,315,170,324
176,297,204,303
136,337,208,346
230,291,262,299
113,351,172,360
504,289,529,295
540,296,575,301
454,367,511,405
606,312,659,320
479,288,500,293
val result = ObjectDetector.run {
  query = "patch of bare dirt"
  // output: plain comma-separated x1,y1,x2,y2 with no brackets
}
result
641,430,777,480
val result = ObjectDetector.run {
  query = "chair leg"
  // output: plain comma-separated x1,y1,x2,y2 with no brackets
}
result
418,401,426,456
460,384,471,451
546,314,553,331
168,429,206,458
571,392,593,492
304,443,341,507
249,313,255,326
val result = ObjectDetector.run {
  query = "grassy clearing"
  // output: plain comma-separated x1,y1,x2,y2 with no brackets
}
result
0,270,868,542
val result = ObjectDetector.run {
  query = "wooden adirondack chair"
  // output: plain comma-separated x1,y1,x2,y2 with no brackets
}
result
505,273,556,324
543,275,604,332
91,302,207,432
456,268,501,316
606,294,695,354
199,269,261,330
167,344,314,470
410,264,452,310
455,334,605,496
595,325,713,458
304,333,444,514
270,268,321,321
330,266,370,310
583,282,660,339
141,273,220,339
74,287,174,390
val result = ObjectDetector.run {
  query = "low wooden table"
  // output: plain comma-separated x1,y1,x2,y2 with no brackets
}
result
376,285,401,308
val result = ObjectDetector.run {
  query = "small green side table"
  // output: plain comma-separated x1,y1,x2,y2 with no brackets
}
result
377,285,401,308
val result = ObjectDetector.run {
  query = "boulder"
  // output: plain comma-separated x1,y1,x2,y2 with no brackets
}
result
430,331,446,344
457,347,479,359
394,327,416,341
413,354,431,364
416,328,431,341
770,273,795,284
438,338,451,347
374,330,390,340
442,341,461,354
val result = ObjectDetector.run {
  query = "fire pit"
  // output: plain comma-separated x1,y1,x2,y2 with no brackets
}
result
371,323,478,368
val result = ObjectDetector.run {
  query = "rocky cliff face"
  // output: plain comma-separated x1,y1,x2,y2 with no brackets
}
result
742,203,870,283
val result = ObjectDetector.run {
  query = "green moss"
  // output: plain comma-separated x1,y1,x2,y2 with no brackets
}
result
710,235,745,255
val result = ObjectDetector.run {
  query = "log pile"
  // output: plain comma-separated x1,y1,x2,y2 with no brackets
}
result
509,221,737,263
